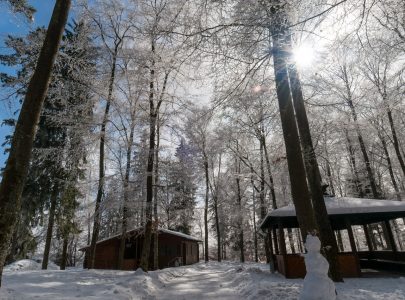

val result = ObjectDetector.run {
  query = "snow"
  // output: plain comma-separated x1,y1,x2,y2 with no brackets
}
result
265,196,405,219
300,235,336,300
159,229,202,242
80,227,201,249
4,259,59,272
1,261,405,299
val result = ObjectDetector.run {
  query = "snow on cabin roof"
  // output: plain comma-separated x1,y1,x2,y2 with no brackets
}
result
259,196,405,230
266,196,405,218
80,227,201,250
159,229,202,242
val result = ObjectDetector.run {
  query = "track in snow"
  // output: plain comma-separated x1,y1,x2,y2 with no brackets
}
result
157,266,238,300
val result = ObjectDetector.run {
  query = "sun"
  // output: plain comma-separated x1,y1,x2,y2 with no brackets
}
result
292,44,315,68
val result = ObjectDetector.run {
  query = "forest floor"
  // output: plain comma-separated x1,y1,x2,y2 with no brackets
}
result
1,260,405,299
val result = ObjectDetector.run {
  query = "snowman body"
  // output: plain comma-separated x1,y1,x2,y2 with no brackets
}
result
299,235,336,300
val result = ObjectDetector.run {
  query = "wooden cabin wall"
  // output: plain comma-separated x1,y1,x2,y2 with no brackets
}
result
84,232,200,270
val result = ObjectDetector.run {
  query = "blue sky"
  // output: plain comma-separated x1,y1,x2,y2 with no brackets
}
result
0,0,56,168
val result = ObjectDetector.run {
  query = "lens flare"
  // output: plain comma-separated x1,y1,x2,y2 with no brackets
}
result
292,45,315,68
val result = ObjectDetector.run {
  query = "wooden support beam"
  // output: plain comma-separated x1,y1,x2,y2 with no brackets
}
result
384,220,398,252
267,228,275,273
273,228,279,255
363,224,373,251
345,219,357,253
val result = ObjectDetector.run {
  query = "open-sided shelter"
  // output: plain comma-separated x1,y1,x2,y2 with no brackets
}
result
260,196,405,278
81,228,201,270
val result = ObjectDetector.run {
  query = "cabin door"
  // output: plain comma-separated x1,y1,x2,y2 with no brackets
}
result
182,243,186,265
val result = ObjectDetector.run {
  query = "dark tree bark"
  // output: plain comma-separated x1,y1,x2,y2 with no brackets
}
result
385,103,405,178
153,118,161,270
203,154,209,262
118,123,136,269
139,112,156,271
213,193,221,262
379,132,401,200
42,184,59,270
269,11,318,239
235,142,245,263
251,183,258,262
0,0,70,286
261,134,277,209
139,41,168,270
60,235,68,270
287,48,342,281
326,161,336,196
88,44,119,269
249,171,260,263
259,143,271,260
345,129,364,197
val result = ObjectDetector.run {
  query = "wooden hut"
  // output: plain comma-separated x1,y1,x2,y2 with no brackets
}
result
81,228,201,270
260,196,405,278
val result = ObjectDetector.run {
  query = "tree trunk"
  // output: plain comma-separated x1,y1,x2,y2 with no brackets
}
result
153,119,161,270
326,161,336,196
287,46,342,281
384,99,405,177
88,44,119,269
140,45,168,271
342,65,379,198
287,228,296,253
345,129,364,197
379,132,401,200
269,15,318,239
139,61,157,270
139,109,156,271
259,142,271,262
251,182,258,262
60,235,68,270
204,155,209,262
235,143,245,263
118,123,135,269
0,0,70,286
213,195,221,262
42,184,59,270
261,135,277,209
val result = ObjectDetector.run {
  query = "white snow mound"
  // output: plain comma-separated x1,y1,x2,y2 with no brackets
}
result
4,259,59,271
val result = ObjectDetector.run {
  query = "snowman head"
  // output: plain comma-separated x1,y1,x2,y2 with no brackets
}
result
305,235,321,252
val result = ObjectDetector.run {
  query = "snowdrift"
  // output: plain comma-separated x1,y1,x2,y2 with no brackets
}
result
4,259,59,271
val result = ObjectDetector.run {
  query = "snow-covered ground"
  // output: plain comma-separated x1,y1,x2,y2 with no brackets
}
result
4,259,59,272
1,261,405,299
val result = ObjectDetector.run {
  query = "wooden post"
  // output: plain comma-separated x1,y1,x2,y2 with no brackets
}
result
345,219,357,253
273,228,279,255
384,220,397,252
267,228,275,273
197,243,200,261
363,224,373,251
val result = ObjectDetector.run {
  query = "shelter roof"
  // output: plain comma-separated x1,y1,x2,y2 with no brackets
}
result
260,196,405,230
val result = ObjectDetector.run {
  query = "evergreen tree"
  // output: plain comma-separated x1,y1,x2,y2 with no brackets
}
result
168,139,197,234
0,21,95,268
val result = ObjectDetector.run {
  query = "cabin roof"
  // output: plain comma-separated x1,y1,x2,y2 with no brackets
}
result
80,227,202,250
260,196,405,230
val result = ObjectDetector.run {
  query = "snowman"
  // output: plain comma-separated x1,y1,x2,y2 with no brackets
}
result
299,235,336,300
